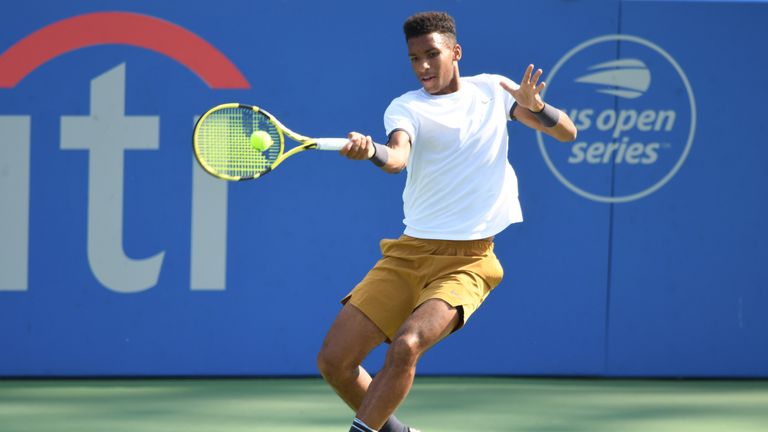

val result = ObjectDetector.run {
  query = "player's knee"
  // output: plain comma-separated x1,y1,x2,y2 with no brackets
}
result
388,334,422,367
316,348,336,378
316,347,350,380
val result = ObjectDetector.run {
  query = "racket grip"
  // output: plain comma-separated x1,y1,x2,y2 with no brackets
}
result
314,138,348,151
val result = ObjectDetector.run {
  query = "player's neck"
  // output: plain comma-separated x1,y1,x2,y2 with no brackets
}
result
446,66,461,94
431,65,461,95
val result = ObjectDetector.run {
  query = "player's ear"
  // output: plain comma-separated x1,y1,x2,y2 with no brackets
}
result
453,43,462,62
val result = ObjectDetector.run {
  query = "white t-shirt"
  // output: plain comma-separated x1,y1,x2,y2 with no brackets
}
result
384,73,523,240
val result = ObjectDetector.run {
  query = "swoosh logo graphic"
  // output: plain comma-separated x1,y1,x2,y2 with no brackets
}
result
575,58,650,99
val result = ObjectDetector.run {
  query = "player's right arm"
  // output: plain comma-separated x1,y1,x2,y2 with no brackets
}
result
378,130,410,173
341,130,410,174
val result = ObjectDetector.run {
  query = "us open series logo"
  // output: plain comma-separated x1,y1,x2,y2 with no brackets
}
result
538,35,696,203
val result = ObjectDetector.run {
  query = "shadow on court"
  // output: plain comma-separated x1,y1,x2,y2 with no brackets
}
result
1,377,766,431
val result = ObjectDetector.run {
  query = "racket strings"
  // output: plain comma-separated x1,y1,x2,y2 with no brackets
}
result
196,107,281,178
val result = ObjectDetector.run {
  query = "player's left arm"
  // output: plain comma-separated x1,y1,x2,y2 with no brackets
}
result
500,64,578,142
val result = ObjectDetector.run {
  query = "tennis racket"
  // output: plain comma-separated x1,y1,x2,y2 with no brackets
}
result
192,103,348,181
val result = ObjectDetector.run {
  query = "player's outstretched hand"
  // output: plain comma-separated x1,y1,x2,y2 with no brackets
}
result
501,64,546,112
341,131,375,160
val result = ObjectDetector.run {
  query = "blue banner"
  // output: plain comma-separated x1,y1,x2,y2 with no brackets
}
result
1,0,766,377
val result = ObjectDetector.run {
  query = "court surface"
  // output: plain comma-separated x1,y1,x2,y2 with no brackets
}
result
1,377,767,431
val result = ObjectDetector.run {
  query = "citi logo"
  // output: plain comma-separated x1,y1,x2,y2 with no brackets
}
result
537,35,696,203
0,12,249,292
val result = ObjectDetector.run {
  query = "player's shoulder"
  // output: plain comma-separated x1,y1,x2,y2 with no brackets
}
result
391,88,423,103
387,88,424,112
464,73,509,91
464,73,506,82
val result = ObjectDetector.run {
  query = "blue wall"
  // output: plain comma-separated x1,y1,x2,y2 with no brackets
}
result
1,0,766,377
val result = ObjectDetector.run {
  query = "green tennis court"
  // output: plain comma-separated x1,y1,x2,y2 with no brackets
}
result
2,377,766,431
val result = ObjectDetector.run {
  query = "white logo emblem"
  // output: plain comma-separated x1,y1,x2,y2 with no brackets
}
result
575,58,651,99
537,35,696,203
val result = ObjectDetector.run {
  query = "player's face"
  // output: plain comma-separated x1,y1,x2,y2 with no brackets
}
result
407,32,461,95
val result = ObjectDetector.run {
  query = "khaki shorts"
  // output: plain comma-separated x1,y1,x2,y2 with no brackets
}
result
341,235,504,341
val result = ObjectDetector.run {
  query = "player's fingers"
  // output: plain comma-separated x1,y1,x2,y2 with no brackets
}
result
531,68,543,85
349,136,367,159
535,81,546,94
348,144,362,158
353,148,368,159
347,132,362,145
522,64,533,84
342,132,360,155
343,132,376,160
348,147,365,159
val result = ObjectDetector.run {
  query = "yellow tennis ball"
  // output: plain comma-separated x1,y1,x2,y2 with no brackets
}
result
250,130,273,152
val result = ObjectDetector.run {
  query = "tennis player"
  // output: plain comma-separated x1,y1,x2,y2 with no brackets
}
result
317,11,577,432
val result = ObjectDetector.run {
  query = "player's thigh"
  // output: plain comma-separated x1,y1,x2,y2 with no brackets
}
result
319,303,387,367
392,298,460,353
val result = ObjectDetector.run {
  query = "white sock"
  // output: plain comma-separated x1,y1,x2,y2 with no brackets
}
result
350,417,378,432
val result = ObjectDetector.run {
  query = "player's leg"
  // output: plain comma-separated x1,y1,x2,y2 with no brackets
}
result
318,303,416,432
355,298,460,430
317,303,386,409
322,237,425,409
351,236,503,431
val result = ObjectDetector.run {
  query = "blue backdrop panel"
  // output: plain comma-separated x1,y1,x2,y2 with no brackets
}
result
1,0,767,377
606,0,768,377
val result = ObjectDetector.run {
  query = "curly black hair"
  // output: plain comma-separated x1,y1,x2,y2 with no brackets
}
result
403,11,457,42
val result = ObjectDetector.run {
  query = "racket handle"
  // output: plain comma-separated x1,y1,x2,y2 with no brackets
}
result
314,138,348,151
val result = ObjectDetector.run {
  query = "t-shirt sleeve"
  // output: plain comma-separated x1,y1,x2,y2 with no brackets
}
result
383,98,417,144
491,74,518,121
